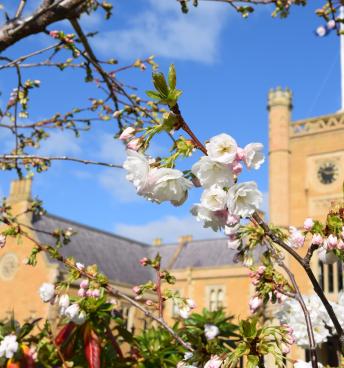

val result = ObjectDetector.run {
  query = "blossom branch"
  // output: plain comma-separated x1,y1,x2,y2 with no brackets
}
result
0,154,123,169
10,221,193,352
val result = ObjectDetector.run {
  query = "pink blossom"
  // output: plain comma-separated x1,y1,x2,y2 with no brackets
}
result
288,226,305,249
145,300,154,306
303,218,314,231
236,147,245,161
78,288,86,297
119,127,136,141
80,279,89,289
338,240,344,250
127,138,142,151
249,296,263,313
91,289,100,298
324,234,338,250
281,342,290,354
231,160,243,175
312,233,323,246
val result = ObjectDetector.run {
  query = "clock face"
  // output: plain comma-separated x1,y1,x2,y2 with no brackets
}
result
317,162,339,185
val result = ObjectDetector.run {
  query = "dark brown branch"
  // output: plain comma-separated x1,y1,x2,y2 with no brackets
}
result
0,0,86,52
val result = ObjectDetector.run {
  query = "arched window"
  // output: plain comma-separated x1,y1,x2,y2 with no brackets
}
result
207,286,225,311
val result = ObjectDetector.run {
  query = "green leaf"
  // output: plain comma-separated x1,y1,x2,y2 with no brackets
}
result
168,64,176,90
146,90,161,100
152,72,169,97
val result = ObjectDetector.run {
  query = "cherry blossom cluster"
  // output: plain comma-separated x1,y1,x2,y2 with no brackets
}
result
315,19,336,37
248,265,292,314
288,212,344,264
277,293,344,347
124,150,192,206
191,134,264,239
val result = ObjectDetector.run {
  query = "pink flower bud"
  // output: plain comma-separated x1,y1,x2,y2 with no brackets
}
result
145,300,154,306
113,110,122,118
324,234,338,250
127,138,142,151
257,265,266,275
91,289,100,298
49,30,59,38
139,257,149,266
119,127,136,141
312,233,323,246
338,240,344,250
327,19,336,30
281,342,290,354
231,161,243,175
186,298,196,309
86,289,93,297
78,288,86,297
236,147,245,161
303,218,314,231
132,286,141,294
80,279,89,289
249,296,263,313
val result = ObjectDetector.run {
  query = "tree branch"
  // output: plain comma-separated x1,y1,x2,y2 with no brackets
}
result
0,0,86,52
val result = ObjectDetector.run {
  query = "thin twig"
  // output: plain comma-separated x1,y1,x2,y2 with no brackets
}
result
0,154,122,169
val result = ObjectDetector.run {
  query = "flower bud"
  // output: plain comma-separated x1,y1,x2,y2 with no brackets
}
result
303,218,314,231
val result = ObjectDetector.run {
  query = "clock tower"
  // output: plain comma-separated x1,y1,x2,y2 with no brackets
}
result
268,88,344,227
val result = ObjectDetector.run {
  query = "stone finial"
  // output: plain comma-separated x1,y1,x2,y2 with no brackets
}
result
267,87,292,110
7,178,32,204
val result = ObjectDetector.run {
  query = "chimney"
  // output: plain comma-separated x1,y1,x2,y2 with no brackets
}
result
7,178,32,205
178,235,192,245
153,238,162,246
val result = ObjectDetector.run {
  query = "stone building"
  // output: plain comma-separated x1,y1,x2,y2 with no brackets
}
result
0,87,343,366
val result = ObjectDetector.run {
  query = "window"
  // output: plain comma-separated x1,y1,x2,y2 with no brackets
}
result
207,286,225,311
318,260,344,294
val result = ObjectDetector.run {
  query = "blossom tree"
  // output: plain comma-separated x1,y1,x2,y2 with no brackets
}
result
1,1,344,368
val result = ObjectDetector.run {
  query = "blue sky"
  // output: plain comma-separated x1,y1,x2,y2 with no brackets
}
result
0,0,341,244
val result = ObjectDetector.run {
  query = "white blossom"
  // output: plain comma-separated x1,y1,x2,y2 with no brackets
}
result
149,168,192,206
243,143,265,170
0,335,19,359
58,294,70,315
288,227,305,249
123,150,151,195
201,185,227,212
0,234,6,248
65,304,86,325
191,205,227,232
191,156,234,188
204,355,223,368
39,283,55,303
204,324,220,340
227,181,262,217
294,361,323,368
206,133,238,164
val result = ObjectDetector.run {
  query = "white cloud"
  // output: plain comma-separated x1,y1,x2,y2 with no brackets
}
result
97,133,126,162
38,131,81,156
115,214,220,244
93,0,229,64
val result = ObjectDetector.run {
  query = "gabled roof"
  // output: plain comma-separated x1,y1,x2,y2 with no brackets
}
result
32,214,241,286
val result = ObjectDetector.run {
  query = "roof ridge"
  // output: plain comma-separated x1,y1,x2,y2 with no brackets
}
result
34,213,151,248
161,237,225,247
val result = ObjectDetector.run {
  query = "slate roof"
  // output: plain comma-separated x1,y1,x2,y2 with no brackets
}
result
32,214,241,286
